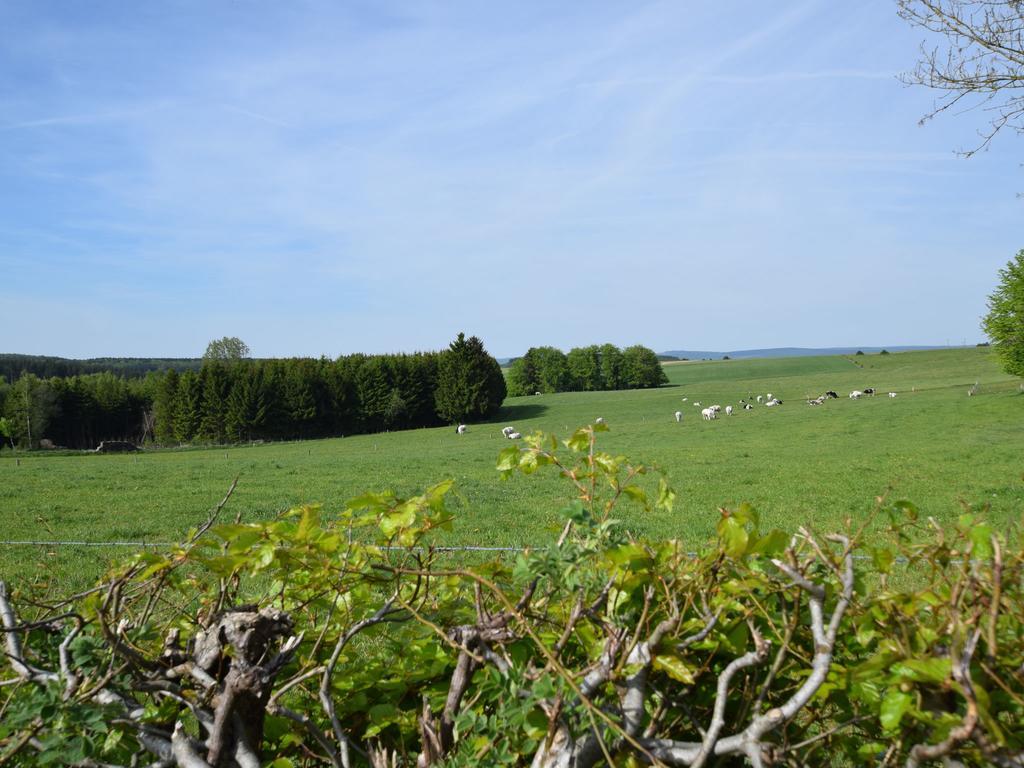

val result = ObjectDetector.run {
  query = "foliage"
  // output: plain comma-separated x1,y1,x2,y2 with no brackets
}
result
2,426,1023,766
203,336,251,361
434,333,506,423
506,343,666,396
4,338,503,448
898,0,1024,154
982,248,1024,377
0,354,204,383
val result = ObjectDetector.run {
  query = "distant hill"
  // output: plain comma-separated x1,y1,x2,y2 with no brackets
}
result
0,354,204,382
659,346,955,361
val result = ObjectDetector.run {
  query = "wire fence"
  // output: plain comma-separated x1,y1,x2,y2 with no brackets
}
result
0,539,914,563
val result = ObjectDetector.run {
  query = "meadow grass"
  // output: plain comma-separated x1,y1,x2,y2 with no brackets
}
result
1,347,1021,591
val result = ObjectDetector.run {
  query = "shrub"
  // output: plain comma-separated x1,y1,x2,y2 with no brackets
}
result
1,427,1021,766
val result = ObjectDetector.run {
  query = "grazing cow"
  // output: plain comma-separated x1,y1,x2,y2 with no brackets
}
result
825,391,838,399
743,403,753,410
725,405,733,416
456,424,467,434
701,407,716,421
888,392,897,398
849,390,863,399
863,388,876,396
674,410,683,423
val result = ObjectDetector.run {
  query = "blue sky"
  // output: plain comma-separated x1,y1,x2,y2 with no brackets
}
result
1,0,1019,359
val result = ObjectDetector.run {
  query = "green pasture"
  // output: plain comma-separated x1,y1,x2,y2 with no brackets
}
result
2,348,1021,590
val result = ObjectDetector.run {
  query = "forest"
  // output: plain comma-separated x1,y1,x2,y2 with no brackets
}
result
0,334,506,449
506,344,667,395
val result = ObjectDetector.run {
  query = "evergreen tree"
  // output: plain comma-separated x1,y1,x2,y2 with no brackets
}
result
284,359,319,438
225,365,268,442
173,371,202,443
153,369,179,445
198,363,230,443
356,357,393,433
435,333,506,423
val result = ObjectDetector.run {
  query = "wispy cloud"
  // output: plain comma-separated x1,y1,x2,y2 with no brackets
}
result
221,104,293,128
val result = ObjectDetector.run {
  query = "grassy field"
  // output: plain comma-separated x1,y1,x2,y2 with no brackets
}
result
2,347,1021,590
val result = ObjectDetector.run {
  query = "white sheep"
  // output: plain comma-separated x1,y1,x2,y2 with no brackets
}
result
456,424,467,434
681,397,688,402
756,395,763,404
725,405,733,416
767,393,773,400
888,392,897,398
701,407,716,421
501,426,516,437
849,390,863,399
765,398,782,407
595,417,605,425
674,410,683,423
710,405,722,413
507,431,522,439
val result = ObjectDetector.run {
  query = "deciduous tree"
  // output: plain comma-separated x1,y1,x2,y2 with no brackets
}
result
982,248,1024,376
899,0,1024,153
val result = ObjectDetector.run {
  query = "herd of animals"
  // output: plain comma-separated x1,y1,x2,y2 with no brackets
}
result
454,387,899,436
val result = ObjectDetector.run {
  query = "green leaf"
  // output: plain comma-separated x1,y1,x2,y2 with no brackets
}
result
892,658,951,684
496,446,520,473
717,515,748,559
621,485,647,504
656,477,676,512
380,505,416,538
969,524,994,560
750,529,789,556
871,547,895,574
892,500,919,521
880,688,912,732
652,654,696,684
564,428,591,452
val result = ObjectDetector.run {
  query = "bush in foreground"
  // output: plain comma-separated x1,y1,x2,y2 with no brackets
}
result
1,425,1021,766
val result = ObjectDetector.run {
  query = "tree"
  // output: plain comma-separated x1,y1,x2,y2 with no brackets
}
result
621,344,670,388
3,373,58,449
566,345,603,391
203,336,251,361
599,343,625,390
434,333,506,422
982,248,1024,376
898,0,1024,154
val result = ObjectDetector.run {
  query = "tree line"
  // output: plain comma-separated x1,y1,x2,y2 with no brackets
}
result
506,343,668,395
0,353,204,383
0,334,505,449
